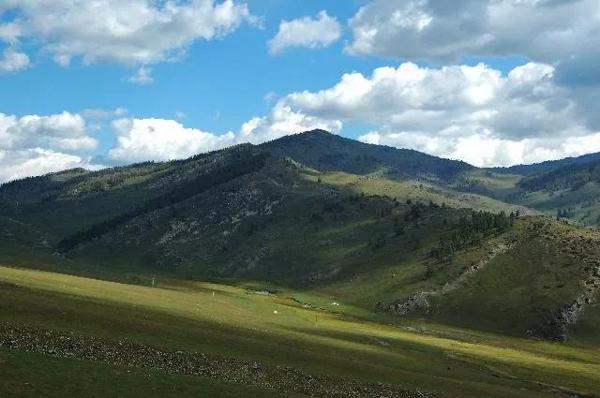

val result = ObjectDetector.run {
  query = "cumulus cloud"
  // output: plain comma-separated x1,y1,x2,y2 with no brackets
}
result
106,102,342,163
0,111,98,152
266,61,599,167
0,47,29,73
1,0,253,67
0,105,342,175
347,0,600,62
99,60,599,167
0,148,97,183
0,111,102,183
238,102,342,144
3,61,594,171
360,131,600,168
268,11,341,54
285,62,582,138
108,118,236,163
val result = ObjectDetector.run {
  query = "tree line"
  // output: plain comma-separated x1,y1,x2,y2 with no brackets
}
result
429,210,515,262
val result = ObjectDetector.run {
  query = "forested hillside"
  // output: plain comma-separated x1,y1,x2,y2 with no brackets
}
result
1,130,598,343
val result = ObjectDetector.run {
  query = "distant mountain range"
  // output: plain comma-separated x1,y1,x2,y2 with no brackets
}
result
490,151,600,176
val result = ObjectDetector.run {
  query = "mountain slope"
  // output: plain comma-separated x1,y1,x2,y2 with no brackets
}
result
518,160,600,191
514,160,600,226
457,159,600,227
0,130,598,342
3,265,598,398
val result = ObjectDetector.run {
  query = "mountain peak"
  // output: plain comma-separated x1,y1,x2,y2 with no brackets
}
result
300,129,334,136
261,129,473,179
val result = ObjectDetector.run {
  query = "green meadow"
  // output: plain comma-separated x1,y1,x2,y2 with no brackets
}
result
1,265,598,398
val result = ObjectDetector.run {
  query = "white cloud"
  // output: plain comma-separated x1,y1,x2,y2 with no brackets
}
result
0,104,342,175
108,118,236,163
2,0,253,67
238,102,342,144
0,148,98,183
264,91,278,103
284,62,579,138
347,0,600,63
106,102,342,163
101,60,599,167
347,0,600,131
265,61,600,167
127,66,154,85
0,47,29,73
268,11,341,54
360,131,600,167
0,110,103,183
0,21,22,44
0,111,97,152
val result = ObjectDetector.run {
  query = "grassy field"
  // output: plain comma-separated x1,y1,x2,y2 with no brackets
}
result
1,265,599,397
311,170,530,215
0,348,275,398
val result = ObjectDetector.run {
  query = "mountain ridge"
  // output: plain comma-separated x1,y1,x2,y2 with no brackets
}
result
489,151,600,176
4,129,599,190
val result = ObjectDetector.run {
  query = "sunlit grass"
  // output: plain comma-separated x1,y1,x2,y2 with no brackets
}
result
1,265,599,397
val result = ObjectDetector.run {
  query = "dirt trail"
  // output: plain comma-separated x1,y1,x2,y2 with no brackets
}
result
0,323,433,398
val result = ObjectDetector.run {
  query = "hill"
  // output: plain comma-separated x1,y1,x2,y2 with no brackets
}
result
458,158,600,226
0,130,597,337
1,130,600,397
262,129,474,181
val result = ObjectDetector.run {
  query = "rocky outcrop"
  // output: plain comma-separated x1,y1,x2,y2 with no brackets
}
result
378,240,514,316
533,262,600,341
377,292,431,315
529,221,600,341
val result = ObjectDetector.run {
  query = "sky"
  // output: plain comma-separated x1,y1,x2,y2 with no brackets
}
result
1,0,600,182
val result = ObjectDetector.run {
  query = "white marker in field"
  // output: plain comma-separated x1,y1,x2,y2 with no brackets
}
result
273,310,278,314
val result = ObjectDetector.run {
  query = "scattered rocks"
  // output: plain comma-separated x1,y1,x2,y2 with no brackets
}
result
0,323,434,398
377,292,430,316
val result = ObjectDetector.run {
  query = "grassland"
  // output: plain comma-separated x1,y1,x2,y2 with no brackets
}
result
309,170,530,215
0,348,274,398
1,265,599,397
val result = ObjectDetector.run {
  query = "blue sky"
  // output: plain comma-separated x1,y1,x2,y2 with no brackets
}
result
1,0,599,182
2,1,373,132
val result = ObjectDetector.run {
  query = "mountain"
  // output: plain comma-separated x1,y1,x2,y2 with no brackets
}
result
2,130,600,397
518,158,600,192
457,157,600,227
261,129,474,181
489,151,600,176
0,130,598,342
